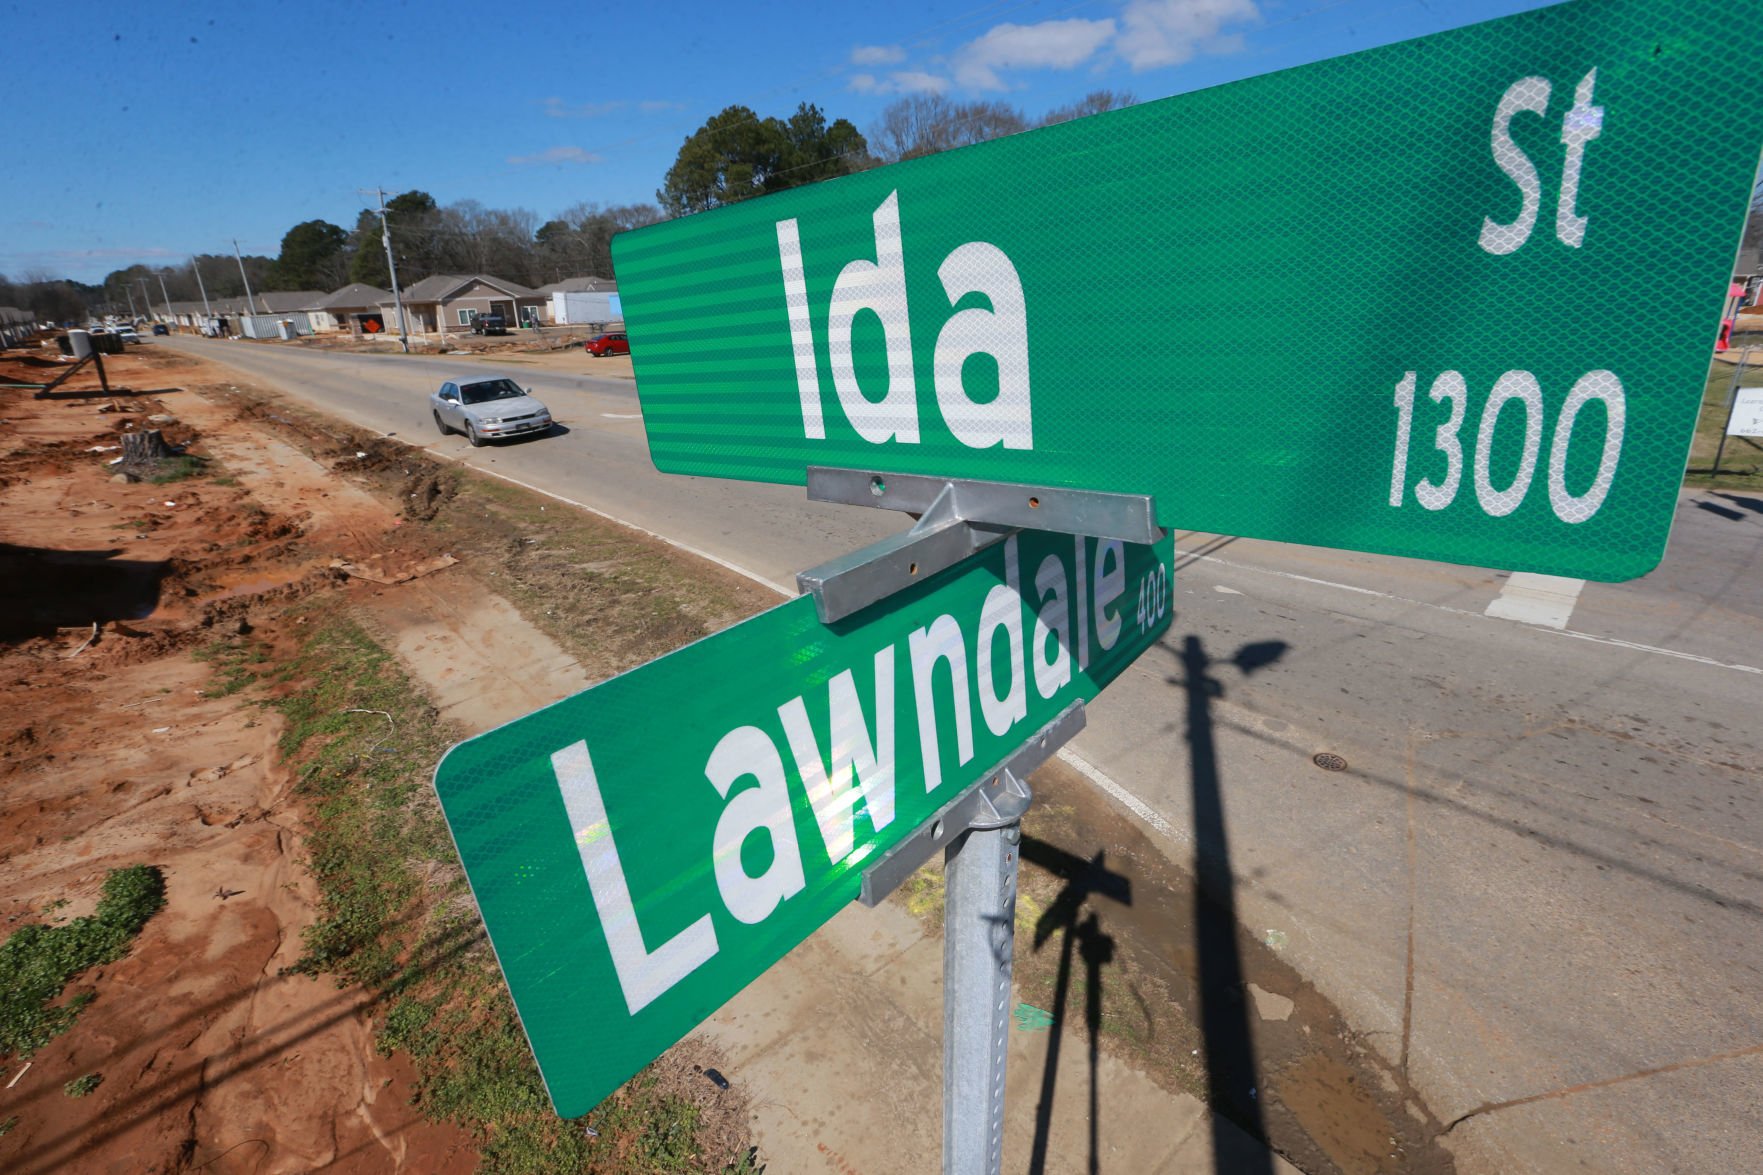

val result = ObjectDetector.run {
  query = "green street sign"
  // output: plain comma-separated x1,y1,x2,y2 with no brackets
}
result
433,530,1174,1116
614,0,1763,582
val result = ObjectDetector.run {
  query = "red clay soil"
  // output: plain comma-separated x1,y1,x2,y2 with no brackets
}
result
0,346,473,1173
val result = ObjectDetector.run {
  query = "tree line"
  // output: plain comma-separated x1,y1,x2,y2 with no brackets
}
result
14,91,1137,322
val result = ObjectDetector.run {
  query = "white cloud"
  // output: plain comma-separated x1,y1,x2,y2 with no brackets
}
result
1117,0,1259,71
541,97,624,119
848,70,950,95
891,70,950,94
852,44,906,66
507,146,603,165
954,18,1117,90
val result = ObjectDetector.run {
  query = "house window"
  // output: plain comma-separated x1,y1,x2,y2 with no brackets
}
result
457,308,477,326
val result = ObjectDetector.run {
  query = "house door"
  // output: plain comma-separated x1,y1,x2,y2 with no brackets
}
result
491,300,514,321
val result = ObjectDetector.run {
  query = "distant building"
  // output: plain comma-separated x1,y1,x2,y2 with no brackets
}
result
379,275,546,335
0,306,37,347
537,277,621,326
312,284,393,335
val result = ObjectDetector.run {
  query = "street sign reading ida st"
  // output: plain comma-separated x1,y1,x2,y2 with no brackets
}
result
612,0,1763,582
434,530,1174,1116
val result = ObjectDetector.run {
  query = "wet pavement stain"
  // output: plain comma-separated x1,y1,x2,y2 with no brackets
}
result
1015,759,1457,1175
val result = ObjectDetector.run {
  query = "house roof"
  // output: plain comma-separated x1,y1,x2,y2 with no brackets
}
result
395,274,465,302
319,283,393,308
392,273,539,303
535,276,618,295
226,290,327,313
161,297,256,315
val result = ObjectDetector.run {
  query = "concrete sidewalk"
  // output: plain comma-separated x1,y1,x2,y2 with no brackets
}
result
698,894,1300,1174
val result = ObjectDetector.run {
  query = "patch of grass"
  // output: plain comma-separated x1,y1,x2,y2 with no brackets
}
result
148,454,207,484
275,617,450,987
1684,354,1763,489
193,636,269,698
0,865,167,1059
63,1073,101,1098
901,862,946,925
278,612,750,1173
0,1115,16,1136
381,460,776,682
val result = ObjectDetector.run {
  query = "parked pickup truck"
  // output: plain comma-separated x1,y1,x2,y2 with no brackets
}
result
470,312,508,336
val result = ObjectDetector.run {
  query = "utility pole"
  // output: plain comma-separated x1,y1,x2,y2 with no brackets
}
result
192,256,213,322
363,188,411,353
233,239,264,317
138,277,157,323
156,272,173,324
124,284,138,320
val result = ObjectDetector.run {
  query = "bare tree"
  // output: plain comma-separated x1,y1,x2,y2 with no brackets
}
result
1038,90,1137,127
867,94,1029,164
535,202,665,282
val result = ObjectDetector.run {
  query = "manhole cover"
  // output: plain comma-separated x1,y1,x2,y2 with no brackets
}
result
1312,752,1348,772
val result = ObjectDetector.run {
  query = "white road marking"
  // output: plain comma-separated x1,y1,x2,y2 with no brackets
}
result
600,413,643,420
1484,572,1585,629
1214,584,1243,595
1057,748,1187,844
1188,553,1762,675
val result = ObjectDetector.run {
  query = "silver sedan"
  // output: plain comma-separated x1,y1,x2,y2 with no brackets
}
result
430,377,554,447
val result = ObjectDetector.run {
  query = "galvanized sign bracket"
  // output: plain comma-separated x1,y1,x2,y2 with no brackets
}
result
858,702,1080,907
795,472,1156,1174
799,467,1163,623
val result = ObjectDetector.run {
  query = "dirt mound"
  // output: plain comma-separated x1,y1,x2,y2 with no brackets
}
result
401,469,458,521
0,363,475,1172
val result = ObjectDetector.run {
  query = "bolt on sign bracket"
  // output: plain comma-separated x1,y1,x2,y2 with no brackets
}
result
857,702,1082,908
798,467,1163,623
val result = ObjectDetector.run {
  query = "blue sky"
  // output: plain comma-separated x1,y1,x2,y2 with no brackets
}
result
2,0,1560,284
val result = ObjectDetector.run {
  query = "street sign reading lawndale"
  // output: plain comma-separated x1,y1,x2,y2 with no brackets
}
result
434,531,1174,1116
613,0,1763,583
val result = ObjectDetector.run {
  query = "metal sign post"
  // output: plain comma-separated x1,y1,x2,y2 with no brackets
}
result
855,704,1080,1175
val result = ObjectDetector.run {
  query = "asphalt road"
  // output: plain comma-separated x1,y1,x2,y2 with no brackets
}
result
166,337,1763,1174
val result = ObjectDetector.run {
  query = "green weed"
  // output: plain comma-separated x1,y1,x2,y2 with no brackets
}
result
194,637,268,698
901,863,946,924
0,865,166,1058
63,1073,101,1098
148,455,207,484
277,614,744,1172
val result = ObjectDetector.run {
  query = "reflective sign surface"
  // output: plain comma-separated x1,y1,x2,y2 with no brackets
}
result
434,531,1173,1115
615,0,1763,581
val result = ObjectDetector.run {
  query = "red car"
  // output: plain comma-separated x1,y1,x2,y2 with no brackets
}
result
584,331,629,357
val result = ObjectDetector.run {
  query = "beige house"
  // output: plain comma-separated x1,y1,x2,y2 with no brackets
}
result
312,283,393,334
379,275,546,335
